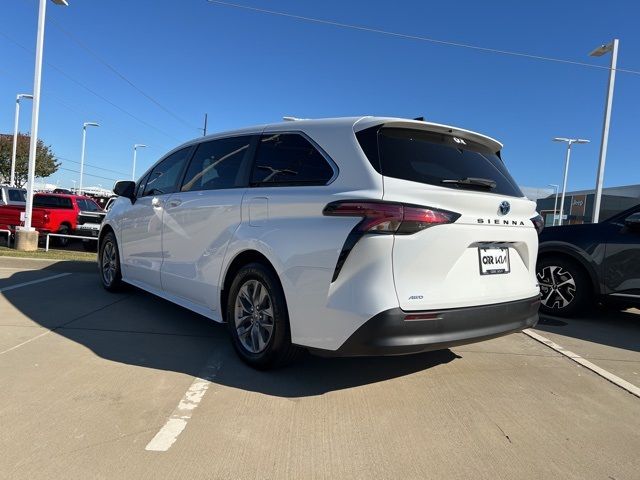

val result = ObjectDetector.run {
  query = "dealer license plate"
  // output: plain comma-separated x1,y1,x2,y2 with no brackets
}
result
478,247,510,275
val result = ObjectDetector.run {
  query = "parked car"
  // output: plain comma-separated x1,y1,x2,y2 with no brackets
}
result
0,193,102,247
537,204,640,316
99,116,541,368
0,185,26,206
76,197,115,250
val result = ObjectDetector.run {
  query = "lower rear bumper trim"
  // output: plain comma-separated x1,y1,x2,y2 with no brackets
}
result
316,296,540,357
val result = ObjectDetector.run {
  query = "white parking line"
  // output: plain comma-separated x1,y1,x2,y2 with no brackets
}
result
0,273,71,293
145,354,223,452
523,329,640,399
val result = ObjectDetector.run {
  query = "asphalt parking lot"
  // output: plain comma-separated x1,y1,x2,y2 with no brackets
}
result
1,257,639,480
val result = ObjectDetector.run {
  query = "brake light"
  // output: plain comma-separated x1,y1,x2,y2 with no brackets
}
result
323,201,459,235
323,201,460,282
531,214,544,235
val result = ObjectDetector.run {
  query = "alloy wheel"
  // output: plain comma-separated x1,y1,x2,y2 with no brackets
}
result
234,279,275,354
537,265,576,309
101,241,117,286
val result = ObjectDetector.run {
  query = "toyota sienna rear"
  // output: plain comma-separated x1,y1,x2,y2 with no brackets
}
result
100,116,540,368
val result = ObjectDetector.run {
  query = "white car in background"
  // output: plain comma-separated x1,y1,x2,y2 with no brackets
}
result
99,116,541,369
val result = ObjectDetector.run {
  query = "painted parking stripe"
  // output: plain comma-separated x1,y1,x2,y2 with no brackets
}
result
146,354,223,452
0,273,71,293
523,329,640,399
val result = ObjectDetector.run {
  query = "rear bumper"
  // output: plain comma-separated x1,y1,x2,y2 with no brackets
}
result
322,296,539,357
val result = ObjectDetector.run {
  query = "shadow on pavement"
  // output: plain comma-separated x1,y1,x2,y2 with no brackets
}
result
537,308,640,353
2,261,459,398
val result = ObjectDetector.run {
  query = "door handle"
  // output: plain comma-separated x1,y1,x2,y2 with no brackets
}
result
151,197,162,208
167,199,182,208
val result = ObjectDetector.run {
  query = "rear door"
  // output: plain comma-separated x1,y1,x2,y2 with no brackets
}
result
120,147,192,290
160,135,255,311
602,206,640,297
356,125,540,311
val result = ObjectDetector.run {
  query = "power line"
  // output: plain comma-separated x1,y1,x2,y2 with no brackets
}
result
206,0,640,76
58,166,118,182
54,156,129,176
0,62,172,154
0,30,182,142
47,16,201,132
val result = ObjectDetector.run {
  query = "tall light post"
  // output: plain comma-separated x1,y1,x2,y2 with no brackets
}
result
10,93,33,187
79,122,99,195
548,183,559,226
132,144,147,180
590,39,619,223
553,137,590,226
19,0,68,251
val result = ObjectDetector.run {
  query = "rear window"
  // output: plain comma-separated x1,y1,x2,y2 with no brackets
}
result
8,190,26,202
34,195,73,209
251,133,335,186
356,126,523,197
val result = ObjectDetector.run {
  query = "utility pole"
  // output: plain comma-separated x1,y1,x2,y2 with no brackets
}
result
202,113,208,136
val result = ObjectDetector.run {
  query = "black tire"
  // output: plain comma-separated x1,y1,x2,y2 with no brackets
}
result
54,224,71,247
537,255,592,317
226,262,300,369
99,231,124,292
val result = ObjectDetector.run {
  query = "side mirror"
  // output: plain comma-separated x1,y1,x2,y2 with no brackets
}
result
113,181,136,202
624,212,640,230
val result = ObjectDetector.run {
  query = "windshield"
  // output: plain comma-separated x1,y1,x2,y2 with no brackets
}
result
356,126,523,197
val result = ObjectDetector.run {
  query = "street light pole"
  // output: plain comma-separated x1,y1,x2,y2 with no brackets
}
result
18,0,68,251
79,122,99,196
590,39,619,223
553,137,590,226
10,94,33,187
548,183,559,226
132,144,147,180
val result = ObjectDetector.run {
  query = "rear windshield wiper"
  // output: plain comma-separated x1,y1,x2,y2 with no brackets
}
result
441,177,497,190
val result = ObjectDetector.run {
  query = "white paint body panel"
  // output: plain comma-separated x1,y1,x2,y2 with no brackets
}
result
104,116,540,352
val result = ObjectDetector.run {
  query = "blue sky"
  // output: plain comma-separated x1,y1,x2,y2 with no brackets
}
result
0,0,638,192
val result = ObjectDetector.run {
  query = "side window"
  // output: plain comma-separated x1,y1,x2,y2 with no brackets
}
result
251,133,335,186
181,136,253,192
76,199,88,211
136,173,149,198
143,147,192,197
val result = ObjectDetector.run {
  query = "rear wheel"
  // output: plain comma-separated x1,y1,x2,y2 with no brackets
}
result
226,263,300,369
54,224,71,247
537,256,592,317
99,231,123,291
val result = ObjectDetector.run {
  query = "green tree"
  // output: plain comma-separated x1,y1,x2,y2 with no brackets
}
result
0,133,59,187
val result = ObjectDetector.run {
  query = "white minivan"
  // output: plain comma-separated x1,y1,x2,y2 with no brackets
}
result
100,117,541,369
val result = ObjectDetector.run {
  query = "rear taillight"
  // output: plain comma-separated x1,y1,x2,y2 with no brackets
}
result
531,214,544,235
323,201,459,281
323,201,459,235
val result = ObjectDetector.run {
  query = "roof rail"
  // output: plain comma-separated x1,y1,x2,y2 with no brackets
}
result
282,116,309,122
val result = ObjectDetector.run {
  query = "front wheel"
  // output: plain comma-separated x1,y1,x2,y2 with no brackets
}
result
537,256,592,317
226,263,300,369
99,232,123,291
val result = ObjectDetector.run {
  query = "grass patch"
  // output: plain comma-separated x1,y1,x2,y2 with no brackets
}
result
0,245,96,262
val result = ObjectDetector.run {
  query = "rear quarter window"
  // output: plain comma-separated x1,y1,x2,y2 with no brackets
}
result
34,196,73,209
356,126,523,198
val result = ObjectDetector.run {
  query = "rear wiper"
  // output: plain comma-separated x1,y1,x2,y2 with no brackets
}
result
441,177,497,189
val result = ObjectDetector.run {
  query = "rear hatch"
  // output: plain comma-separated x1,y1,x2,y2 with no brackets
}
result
356,122,540,311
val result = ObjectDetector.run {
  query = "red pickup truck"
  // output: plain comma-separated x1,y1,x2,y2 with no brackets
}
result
0,193,102,246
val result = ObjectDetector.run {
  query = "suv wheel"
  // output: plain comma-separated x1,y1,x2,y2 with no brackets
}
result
99,232,123,291
226,263,300,369
537,256,591,317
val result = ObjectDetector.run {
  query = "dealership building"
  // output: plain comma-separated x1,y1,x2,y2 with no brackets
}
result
534,184,640,225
